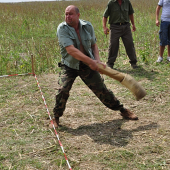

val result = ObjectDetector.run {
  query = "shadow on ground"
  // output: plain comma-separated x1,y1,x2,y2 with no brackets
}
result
115,65,159,81
60,120,158,147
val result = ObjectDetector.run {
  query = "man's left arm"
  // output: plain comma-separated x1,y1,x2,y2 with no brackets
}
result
129,14,136,32
91,44,100,62
91,44,106,69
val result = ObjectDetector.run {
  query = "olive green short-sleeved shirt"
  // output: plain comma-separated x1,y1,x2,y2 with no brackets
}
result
57,19,96,70
103,0,134,24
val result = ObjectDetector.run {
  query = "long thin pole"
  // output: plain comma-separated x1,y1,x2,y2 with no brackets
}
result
34,74,72,170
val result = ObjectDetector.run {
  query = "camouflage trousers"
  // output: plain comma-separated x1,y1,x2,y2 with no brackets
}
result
53,62,124,118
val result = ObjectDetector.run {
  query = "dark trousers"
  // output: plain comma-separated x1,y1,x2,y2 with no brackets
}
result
53,62,124,118
107,23,137,66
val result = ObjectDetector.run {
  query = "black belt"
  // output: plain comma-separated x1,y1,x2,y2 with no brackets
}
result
114,22,128,25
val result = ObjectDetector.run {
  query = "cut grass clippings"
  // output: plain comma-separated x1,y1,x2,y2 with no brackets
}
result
0,63,170,169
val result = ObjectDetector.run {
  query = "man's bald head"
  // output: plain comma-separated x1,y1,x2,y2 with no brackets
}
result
65,5,80,28
65,5,79,14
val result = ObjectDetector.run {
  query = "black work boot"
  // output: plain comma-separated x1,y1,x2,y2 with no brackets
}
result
131,64,139,69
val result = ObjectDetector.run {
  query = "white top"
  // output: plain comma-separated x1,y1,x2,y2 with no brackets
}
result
158,0,170,22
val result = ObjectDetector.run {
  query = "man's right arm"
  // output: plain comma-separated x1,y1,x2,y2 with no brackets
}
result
103,17,109,35
65,45,99,71
156,5,161,26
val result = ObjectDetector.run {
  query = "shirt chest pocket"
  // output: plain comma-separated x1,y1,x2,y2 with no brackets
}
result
112,6,119,11
123,7,128,12
83,32,92,48
122,8,129,19
108,5,119,15
68,34,78,48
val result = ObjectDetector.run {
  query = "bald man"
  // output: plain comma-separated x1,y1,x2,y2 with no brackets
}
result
50,5,138,128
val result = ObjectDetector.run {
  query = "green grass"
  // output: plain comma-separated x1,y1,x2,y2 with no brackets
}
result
1,0,168,75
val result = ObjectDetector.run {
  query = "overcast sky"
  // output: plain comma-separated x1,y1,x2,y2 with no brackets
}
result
0,0,57,2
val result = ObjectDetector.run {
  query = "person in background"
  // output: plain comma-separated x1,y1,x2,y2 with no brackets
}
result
102,0,138,69
50,5,138,128
156,0,170,63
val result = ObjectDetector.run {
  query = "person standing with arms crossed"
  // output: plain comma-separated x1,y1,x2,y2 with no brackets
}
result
50,5,138,128
156,0,170,63
103,0,138,69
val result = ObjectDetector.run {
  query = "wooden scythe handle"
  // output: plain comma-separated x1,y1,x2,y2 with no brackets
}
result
96,63,125,82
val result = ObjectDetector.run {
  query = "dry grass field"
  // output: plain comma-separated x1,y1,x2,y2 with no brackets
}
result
1,0,170,169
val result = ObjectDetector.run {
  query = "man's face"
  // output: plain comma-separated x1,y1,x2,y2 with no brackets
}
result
65,6,80,27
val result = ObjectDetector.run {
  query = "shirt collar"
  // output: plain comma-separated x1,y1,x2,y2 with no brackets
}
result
63,19,87,28
79,19,87,26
